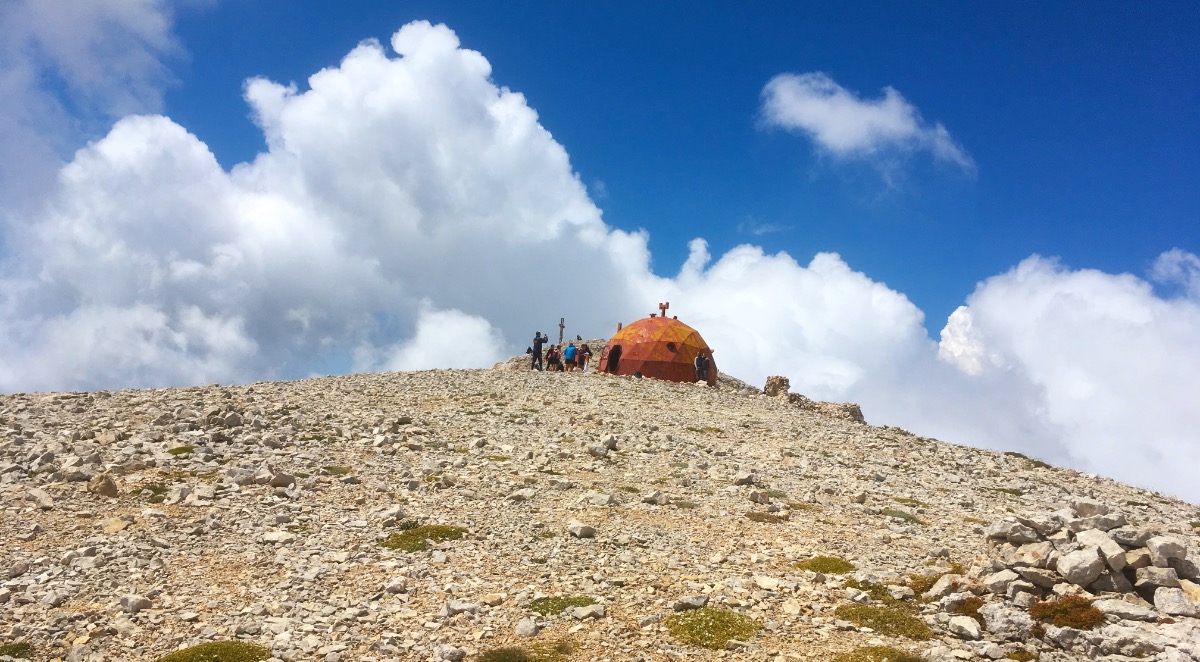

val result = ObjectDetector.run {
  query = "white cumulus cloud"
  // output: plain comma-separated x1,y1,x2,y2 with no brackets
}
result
761,72,974,172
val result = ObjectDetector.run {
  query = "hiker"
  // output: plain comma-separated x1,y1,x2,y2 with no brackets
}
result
578,343,592,372
531,331,546,370
694,350,709,383
546,344,562,372
563,342,578,371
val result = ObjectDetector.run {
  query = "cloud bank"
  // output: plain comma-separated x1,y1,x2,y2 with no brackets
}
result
1,19,1197,502
761,72,975,173
0,0,178,209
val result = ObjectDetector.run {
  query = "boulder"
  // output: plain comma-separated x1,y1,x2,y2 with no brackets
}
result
1075,529,1127,572
1146,536,1187,568
1057,548,1105,586
978,603,1034,640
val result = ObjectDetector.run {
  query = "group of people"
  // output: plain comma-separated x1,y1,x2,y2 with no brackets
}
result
529,332,592,372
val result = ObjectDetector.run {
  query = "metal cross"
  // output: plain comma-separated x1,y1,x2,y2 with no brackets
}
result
558,317,565,344
658,302,669,317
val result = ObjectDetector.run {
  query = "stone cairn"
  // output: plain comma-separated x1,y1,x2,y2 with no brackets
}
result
763,376,866,424
929,497,1199,659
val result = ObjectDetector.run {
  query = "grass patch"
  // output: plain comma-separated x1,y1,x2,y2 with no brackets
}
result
766,489,787,498
529,595,594,616
536,530,557,539
962,516,987,524
844,578,892,602
285,524,309,534
892,497,927,508
617,485,640,493
321,465,351,476
793,555,855,574
880,509,926,525
1004,651,1036,662
744,511,787,523
684,426,723,434
1029,596,1104,630
486,455,512,462
476,639,574,662
155,641,271,662
1124,500,1149,507
834,604,932,640
832,646,923,662
380,524,467,552
674,500,698,509
166,445,195,456
991,487,1025,497
787,501,821,512
0,642,32,658
669,461,689,469
664,607,760,649
1191,521,1200,529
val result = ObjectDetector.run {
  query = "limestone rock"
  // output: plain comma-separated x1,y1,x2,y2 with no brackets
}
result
1057,548,1105,586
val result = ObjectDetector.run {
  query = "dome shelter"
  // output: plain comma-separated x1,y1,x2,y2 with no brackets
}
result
598,303,717,386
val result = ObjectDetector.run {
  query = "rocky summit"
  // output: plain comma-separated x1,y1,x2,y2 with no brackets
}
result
1,359,1198,662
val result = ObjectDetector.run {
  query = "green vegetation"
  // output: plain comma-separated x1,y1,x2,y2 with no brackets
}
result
669,461,689,469
744,511,788,523
321,465,351,476
476,639,573,662
843,578,891,602
674,500,698,509
893,497,927,508
991,487,1025,497
1029,596,1104,630
0,642,32,658
529,595,595,616
535,530,556,539
962,516,987,524
880,509,926,525
1003,451,1052,470
664,607,761,649
166,445,195,456
952,596,986,626
1004,651,1036,662
155,641,271,662
832,646,923,662
833,604,932,640
380,524,467,551
765,489,787,499
142,482,169,504
906,564,963,597
1124,500,1149,508
617,485,640,493
793,555,856,574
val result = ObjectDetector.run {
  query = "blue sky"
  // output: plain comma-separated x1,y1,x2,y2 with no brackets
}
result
2,1,1199,501
163,2,1200,330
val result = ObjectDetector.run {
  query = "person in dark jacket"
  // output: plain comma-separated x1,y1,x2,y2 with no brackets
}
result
531,332,546,370
693,351,709,382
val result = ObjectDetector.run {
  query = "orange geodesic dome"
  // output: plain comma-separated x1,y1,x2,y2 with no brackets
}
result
598,306,717,386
